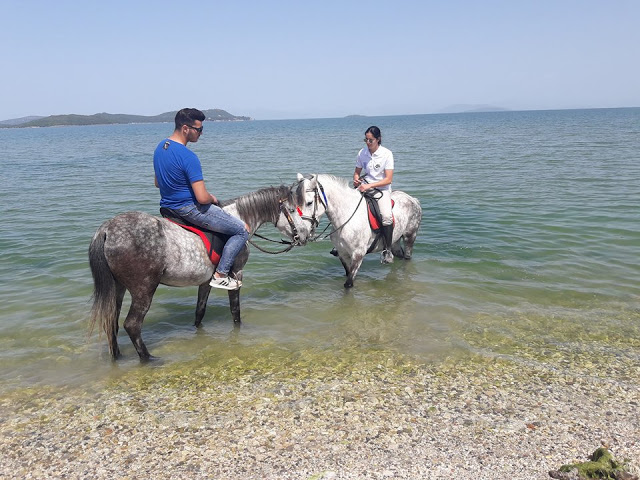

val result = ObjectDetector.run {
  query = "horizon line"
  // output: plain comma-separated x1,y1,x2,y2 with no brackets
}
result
2,105,639,125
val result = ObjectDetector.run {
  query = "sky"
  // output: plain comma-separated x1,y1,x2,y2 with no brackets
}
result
1,0,638,120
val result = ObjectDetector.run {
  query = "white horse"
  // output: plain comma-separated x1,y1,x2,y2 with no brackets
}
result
289,174,422,288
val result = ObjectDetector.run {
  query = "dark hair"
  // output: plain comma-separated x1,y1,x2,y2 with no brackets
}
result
174,108,205,129
365,125,382,144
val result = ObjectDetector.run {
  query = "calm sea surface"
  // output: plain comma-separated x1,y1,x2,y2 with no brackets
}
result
1,108,639,393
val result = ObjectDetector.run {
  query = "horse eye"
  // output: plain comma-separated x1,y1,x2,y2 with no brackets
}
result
306,201,313,207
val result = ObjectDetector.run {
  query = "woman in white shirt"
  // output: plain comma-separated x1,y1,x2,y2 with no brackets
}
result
353,126,395,264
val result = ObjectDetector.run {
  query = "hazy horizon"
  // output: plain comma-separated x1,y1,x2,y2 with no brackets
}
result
4,104,640,125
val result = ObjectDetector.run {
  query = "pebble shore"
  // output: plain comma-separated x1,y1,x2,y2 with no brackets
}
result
1,351,638,479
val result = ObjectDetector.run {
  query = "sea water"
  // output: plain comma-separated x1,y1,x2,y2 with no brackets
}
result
1,108,639,392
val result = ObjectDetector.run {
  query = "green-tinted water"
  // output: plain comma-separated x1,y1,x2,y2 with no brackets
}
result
1,108,639,393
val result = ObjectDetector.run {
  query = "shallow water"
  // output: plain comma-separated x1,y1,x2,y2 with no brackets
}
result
1,108,639,393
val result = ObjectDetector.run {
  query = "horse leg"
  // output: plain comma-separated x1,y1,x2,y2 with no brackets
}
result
339,256,349,276
344,253,365,289
109,282,126,359
123,288,157,361
226,261,244,324
228,289,241,323
402,228,419,260
390,235,407,259
195,283,212,328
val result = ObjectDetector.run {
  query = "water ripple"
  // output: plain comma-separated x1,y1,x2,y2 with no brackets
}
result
1,109,639,390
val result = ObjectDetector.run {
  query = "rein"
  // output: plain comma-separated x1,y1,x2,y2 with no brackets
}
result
310,191,366,242
248,234,297,254
264,175,374,248
247,199,302,254
303,178,369,243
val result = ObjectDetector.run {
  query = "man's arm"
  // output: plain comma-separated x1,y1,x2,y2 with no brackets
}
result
192,180,218,205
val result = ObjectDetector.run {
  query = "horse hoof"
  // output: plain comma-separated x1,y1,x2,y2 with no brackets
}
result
343,282,353,289
381,250,394,264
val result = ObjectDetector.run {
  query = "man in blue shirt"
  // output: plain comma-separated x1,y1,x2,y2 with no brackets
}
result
153,108,248,290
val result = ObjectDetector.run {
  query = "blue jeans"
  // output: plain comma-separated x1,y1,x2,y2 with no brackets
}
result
176,203,249,275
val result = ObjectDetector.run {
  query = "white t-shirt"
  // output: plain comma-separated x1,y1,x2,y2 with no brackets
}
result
356,145,394,191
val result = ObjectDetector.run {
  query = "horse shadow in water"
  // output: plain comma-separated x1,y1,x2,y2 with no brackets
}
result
88,185,308,361
288,174,422,288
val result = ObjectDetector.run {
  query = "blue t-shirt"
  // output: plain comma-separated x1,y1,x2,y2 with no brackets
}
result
153,139,204,209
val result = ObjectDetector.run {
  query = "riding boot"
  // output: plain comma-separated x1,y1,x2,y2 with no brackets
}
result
381,224,394,264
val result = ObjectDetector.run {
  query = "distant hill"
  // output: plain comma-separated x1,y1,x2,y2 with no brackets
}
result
1,109,251,128
438,104,510,114
0,115,45,126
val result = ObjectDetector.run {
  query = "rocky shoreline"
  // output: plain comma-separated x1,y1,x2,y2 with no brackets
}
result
1,351,638,479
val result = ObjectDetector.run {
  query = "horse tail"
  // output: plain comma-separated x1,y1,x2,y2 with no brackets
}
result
88,225,119,356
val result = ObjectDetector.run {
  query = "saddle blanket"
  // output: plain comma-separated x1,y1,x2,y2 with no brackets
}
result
160,208,228,265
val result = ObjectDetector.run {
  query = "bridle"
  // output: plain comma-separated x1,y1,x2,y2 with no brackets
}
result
301,181,327,234
292,175,369,243
285,176,328,240
250,175,365,252
278,198,304,246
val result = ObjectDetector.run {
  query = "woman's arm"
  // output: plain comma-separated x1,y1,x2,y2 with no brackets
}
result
353,167,363,187
358,169,393,192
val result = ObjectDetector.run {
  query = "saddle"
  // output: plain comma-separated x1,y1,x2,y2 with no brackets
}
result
159,207,229,266
364,194,395,232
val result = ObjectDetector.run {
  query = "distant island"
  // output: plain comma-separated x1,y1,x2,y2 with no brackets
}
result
343,106,510,118
437,104,510,114
0,109,252,128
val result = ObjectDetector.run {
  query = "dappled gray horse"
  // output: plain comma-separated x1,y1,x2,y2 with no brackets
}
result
88,185,305,361
290,174,422,288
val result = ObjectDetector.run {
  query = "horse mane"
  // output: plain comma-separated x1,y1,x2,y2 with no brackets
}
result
220,185,303,224
295,174,352,199
319,174,351,189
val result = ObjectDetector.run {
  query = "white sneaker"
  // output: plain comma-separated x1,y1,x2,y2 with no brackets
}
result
209,275,242,290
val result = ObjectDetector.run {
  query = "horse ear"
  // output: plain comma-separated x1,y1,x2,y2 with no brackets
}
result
297,173,304,181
